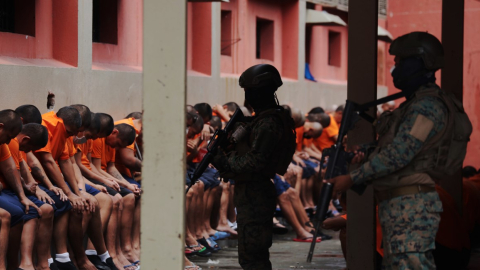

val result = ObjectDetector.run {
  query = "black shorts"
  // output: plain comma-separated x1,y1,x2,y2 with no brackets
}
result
88,179,132,197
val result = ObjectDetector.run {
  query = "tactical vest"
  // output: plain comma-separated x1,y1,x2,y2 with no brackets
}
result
232,107,296,181
372,84,472,189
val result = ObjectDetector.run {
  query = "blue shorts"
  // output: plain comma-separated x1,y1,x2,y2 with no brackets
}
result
199,167,220,190
84,184,100,196
301,159,318,179
122,174,141,188
65,182,100,197
273,175,291,197
0,193,25,227
88,179,132,197
0,189,42,226
186,173,192,187
38,184,72,217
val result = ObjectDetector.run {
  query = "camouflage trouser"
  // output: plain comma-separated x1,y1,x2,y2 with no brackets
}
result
234,179,276,270
379,191,442,270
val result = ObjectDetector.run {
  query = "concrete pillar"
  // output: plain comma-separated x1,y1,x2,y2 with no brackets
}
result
77,0,92,70
441,0,464,212
346,0,378,269
141,0,187,269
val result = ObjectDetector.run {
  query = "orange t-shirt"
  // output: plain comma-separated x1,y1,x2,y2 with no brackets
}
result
435,185,470,250
114,118,139,177
314,114,339,151
66,137,77,158
295,127,305,152
190,134,206,163
92,138,115,171
75,139,93,170
0,144,13,189
35,111,70,161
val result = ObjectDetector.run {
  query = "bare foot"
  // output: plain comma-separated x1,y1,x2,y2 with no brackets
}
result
296,230,314,240
117,252,136,269
122,247,139,264
206,228,217,236
18,263,35,270
185,257,200,270
216,224,238,236
132,246,141,262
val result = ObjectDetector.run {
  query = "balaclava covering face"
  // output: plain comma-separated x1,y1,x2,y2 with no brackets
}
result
391,57,436,98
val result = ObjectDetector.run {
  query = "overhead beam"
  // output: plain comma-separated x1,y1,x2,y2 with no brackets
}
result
346,0,378,269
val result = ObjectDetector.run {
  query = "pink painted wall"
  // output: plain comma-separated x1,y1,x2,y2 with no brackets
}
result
385,0,480,166
218,0,298,79
92,0,143,67
186,2,212,75
281,0,299,80
306,6,348,82
220,0,238,75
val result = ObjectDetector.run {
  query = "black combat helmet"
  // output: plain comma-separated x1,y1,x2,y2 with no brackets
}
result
389,32,444,71
239,64,283,90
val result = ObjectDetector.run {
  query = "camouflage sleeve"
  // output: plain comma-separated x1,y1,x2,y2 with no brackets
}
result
226,116,283,174
350,96,447,184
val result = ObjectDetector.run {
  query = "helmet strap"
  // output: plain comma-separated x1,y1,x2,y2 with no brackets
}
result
274,93,280,106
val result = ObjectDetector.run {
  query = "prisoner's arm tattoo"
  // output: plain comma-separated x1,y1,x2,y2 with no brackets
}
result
31,166,46,183
111,170,124,181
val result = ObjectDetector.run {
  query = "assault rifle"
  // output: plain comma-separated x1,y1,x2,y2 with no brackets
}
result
186,108,245,194
307,92,405,262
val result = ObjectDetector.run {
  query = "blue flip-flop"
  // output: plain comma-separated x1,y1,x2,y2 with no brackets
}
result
211,231,230,241
207,238,221,252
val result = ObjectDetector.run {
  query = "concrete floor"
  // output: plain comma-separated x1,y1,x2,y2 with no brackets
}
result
190,230,346,270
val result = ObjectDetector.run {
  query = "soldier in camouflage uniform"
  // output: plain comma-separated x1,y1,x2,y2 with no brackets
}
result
326,32,472,269
213,64,296,270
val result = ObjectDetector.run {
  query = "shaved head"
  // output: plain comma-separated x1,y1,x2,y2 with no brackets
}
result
0,110,23,145
187,111,204,138
20,123,48,150
309,107,325,114
194,103,213,123
70,104,92,130
86,112,101,138
210,116,222,131
126,112,142,120
114,124,136,145
95,113,114,138
281,104,292,118
304,122,323,139
15,105,42,124
291,108,305,128
57,106,82,135
223,102,239,113
307,112,331,128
